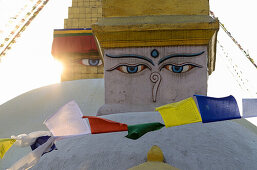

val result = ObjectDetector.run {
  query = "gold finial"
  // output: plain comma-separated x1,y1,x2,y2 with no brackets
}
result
147,145,164,162
128,145,180,170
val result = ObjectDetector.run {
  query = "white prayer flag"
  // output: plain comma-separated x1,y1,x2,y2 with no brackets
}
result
7,136,55,170
242,98,257,118
44,101,91,138
11,131,51,147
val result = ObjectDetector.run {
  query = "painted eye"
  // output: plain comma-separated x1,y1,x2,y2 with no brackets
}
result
163,64,198,73
107,63,151,74
117,65,147,74
80,59,102,66
111,64,148,74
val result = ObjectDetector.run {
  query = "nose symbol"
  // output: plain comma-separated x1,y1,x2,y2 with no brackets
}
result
150,72,161,102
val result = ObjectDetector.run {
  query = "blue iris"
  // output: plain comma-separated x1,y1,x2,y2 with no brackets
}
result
89,59,100,66
127,66,138,73
172,65,183,73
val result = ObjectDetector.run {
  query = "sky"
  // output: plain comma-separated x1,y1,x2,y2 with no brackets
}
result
0,0,256,113
209,2,257,96
0,0,71,104
210,0,257,62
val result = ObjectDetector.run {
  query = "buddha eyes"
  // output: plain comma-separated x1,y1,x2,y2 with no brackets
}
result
107,64,150,74
162,63,201,73
107,63,201,74
118,65,146,74
80,59,103,66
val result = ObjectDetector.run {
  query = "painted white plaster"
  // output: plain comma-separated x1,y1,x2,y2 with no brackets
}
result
33,112,257,170
0,79,104,169
1,79,257,170
99,46,208,115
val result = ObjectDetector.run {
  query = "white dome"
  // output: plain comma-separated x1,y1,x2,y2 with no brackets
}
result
1,79,257,170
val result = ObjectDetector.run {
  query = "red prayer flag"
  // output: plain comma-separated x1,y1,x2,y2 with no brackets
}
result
82,116,128,134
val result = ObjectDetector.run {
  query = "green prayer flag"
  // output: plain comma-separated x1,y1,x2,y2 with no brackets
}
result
126,122,165,140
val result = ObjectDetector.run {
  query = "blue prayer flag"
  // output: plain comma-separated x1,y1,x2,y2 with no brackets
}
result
194,95,241,123
242,99,257,118
30,136,57,156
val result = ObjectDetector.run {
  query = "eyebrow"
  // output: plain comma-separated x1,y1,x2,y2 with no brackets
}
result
106,54,154,66
158,51,205,65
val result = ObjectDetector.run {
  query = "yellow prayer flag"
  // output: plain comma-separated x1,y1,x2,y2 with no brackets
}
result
156,97,202,127
0,138,16,159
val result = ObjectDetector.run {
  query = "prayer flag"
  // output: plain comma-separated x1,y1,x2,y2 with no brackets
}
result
30,136,57,156
83,116,128,134
156,97,202,127
8,136,55,170
126,122,165,140
0,138,16,159
194,95,241,123
242,98,257,118
44,101,91,139
11,131,51,147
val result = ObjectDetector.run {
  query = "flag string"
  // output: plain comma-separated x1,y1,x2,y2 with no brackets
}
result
210,11,257,68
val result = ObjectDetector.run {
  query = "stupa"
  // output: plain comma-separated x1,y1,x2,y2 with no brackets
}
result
34,0,257,169
51,0,103,81
1,0,257,170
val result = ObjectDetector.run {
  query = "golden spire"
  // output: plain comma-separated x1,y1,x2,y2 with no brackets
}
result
128,145,180,170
